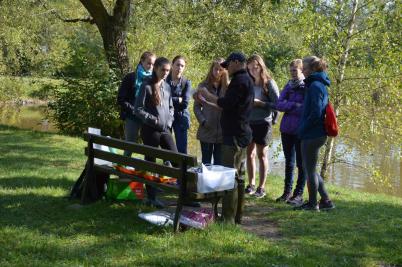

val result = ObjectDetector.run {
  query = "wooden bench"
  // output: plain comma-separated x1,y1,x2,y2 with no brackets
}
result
81,132,234,232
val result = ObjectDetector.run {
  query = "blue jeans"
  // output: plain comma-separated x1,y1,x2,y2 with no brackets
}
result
173,118,188,154
200,142,222,165
301,136,330,205
281,133,305,196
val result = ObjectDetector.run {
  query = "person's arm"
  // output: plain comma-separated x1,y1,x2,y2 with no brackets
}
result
298,83,323,135
264,80,279,109
117,73,136,116
167,93,174,129
275,83,303,113
134,84,159,127
193,90,207,125
177,79,192,110
216,84,245,110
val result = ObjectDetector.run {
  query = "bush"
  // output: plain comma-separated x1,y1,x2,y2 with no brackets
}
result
48,69,123,137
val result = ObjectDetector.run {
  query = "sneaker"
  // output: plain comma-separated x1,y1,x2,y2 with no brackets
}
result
275,192,291,202
293,201,319,212
245,184,256,195
286,195,303,206
319,199,335,211
254,187,266,198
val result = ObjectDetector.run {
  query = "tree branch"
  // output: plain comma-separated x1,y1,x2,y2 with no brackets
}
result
79,0,110,30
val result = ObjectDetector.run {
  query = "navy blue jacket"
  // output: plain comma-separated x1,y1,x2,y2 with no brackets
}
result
166,74,192,129
297,72,330,140
217,69,254,147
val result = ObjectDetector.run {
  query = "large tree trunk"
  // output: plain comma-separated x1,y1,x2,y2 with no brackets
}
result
320,0,359,179
79,0,132,78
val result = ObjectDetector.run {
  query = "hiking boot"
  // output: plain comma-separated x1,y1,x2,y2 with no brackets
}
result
254,187,266,199
245,184,256,195
293,201,319,212
286,195,303,206
275,192,291,202
319,199,335,211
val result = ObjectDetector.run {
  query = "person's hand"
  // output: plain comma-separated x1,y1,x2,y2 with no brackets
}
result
254,99,265,107
179,97,183,103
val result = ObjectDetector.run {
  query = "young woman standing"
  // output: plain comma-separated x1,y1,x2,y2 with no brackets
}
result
166,55,192,154
193,58,229,164
275,59,306,205
245,55,279,198
117,51,156,156
134,57,176,208
295,56,335,211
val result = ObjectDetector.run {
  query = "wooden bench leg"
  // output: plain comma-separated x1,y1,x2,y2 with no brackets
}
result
212,197,220,219
173,195,184,233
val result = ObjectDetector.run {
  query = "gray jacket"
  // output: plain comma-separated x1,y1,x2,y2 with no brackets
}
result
134,81,174,132
249,79,279,124
193,81,223,144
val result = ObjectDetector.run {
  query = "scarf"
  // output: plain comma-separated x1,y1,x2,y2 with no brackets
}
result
288,76,305,90
135,64,152,97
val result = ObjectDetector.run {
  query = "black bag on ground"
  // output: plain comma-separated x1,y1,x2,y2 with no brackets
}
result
69,160,110,203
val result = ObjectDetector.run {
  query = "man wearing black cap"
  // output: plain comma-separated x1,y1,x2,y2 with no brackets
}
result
197,52,254,224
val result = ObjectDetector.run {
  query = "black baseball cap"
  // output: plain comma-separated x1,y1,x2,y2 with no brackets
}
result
221,52,247,68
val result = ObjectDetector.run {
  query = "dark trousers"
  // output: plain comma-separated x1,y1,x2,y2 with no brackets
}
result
141,124,178,200
281,133,306,196
200,142,222,165
221,140,247,224
173,119,188,154
301,136,330,205
123,117,142,157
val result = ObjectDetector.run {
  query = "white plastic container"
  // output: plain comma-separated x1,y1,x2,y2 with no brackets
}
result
196,164,236,193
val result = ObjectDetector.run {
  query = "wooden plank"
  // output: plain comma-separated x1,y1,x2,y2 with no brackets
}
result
95,165,180,193
83,133,197,166
86,148,184,179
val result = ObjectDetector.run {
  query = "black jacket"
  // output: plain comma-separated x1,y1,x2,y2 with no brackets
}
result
217,69,254,147
134,80,174,132
117,72,137,120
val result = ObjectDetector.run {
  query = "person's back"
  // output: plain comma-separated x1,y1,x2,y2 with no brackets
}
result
218,68,254,146
298,71,329,140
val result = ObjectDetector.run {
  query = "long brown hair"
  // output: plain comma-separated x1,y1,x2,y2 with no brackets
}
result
247,54,272,95
204,58,229,94
150,57,170,106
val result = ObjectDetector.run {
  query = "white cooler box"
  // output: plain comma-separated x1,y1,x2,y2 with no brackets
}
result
193,164,236,193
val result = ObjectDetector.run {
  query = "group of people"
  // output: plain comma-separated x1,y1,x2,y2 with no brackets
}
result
117,50,335,221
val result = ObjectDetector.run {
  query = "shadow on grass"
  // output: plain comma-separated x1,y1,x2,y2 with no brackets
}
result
270,198,402,266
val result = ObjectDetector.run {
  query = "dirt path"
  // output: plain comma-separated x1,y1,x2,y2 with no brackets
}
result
240,202,282,240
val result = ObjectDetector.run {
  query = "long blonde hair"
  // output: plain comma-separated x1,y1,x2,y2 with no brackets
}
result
204,58,229,94
247,54,272,95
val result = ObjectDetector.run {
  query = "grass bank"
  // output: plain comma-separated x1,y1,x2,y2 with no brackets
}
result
0,125,401,267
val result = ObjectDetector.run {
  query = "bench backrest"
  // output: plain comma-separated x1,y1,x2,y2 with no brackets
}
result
84,133,198,184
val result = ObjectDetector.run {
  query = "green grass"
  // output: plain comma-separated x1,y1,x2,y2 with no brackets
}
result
0,125,401,267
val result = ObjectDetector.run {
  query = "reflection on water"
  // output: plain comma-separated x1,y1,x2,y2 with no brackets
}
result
1,104,401,198
0,104,57,132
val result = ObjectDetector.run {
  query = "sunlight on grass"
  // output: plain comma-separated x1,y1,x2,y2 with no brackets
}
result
1,125,401,266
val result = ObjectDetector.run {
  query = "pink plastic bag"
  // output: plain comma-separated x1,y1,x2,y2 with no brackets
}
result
180,208,215,229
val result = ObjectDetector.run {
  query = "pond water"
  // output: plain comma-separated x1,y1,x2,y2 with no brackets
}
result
1,104,401,198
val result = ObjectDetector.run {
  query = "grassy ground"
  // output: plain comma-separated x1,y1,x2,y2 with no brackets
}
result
0,125,401,267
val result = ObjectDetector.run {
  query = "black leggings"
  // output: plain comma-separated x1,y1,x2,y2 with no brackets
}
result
141,124,177,200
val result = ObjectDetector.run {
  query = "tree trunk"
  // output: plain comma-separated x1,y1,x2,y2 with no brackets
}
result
320,0,359,179
79,0,132,78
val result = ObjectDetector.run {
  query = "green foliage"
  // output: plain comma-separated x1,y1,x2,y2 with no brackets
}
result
48,68,122,137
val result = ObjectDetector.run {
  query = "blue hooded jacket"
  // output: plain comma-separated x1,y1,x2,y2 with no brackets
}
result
297,72,330,140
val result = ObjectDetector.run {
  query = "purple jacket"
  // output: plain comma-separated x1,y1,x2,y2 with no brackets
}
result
275,81,306,135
